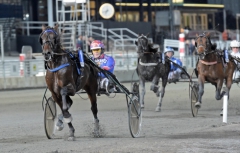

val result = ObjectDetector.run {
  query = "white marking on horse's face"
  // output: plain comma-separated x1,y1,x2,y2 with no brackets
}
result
137,35,148,52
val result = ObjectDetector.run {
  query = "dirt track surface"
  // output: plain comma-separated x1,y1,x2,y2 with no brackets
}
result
1,82,240,153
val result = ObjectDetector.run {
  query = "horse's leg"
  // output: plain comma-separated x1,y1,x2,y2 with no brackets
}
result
225,77,232,98
155,76,168,112
85,85,99,136
139,77,145,108
50,93,64,131
215,80,224,100
150,76,159,96
57,96,73,129
60,87,75,140
195,77,205,108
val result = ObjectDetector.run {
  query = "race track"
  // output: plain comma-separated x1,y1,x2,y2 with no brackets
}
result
1,82,240,153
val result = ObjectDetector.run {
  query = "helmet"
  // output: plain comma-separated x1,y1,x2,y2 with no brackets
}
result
230,40,240,48
164,47,174,55
90,40,105,53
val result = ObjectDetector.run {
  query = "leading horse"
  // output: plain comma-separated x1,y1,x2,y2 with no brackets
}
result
194,32,236,109
39,25,99,140
135,34,171,111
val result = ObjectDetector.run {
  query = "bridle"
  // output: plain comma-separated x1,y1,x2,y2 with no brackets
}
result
195,35,214,59
39,29,65,61
137,35,149,52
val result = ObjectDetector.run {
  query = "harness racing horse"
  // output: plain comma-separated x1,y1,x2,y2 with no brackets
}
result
135,34,171,111
194,32,235,109
39,25,99,140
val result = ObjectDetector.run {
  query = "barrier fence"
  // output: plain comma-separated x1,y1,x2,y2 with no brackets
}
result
0,52,198,89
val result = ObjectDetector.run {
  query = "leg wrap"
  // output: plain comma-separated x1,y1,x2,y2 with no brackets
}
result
63,115,73,123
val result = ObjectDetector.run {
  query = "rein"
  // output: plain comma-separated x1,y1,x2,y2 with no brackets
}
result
47,63,70,72
196,50,215,56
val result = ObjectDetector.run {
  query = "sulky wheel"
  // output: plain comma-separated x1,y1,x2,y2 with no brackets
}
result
191,82,199,117
128,82,142,138
44,97,57,139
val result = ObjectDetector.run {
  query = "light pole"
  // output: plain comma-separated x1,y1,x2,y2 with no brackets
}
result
169,0,174,39
236,14,240,41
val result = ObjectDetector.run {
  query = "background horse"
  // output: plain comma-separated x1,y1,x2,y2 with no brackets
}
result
39,25,99,140
135,34,170,111
194,32,235,109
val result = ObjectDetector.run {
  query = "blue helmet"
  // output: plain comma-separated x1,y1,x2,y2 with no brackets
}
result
164,47,174,55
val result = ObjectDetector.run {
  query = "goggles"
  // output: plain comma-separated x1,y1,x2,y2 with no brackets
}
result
92,49,101,52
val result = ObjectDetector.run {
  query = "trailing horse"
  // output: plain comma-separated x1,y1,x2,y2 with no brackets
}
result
194,32,236,109
135,34,171,111
39,24,100,140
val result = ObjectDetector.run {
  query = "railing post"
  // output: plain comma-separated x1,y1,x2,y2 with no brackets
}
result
0,25,6,88
121,29,124,51
47,0,54,27
27,21,30,36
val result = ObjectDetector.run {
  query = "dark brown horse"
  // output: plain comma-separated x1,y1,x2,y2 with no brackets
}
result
39,25,99,140
194,32,235,109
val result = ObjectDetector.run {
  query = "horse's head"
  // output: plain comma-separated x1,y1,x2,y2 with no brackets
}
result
39,24,60,60
135,34,149,53
195,32,213,59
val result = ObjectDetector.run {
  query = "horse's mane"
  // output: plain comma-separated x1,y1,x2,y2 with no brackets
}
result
203,32,217,51
211,43,217,50
148,43,158,53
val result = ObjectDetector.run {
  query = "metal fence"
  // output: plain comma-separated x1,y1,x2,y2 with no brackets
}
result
0,54,198,77
0,59,45,78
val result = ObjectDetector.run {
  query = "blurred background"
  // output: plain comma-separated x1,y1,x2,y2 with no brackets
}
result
0,0,239,89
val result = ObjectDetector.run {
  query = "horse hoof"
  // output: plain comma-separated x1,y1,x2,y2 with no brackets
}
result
93,130,100,137
220,110,223,116
68,136,75,141
56,123,64,131
63,116,73,123
141,104,145,109
195,102,201,108
155,107,161,112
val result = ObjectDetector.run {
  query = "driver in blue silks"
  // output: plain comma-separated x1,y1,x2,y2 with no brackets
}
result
90,40,116,93
164,47,183,82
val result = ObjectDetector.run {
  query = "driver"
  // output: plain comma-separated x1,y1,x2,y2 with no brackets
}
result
90,40,116,93
230,40,240,82
164,47,183,83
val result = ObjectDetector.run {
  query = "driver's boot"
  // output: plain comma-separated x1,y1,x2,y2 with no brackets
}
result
107,83,116,93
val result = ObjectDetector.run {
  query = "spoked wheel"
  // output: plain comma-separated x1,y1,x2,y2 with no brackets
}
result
191,83,199,117
128,82,142,138
44,97,57,139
